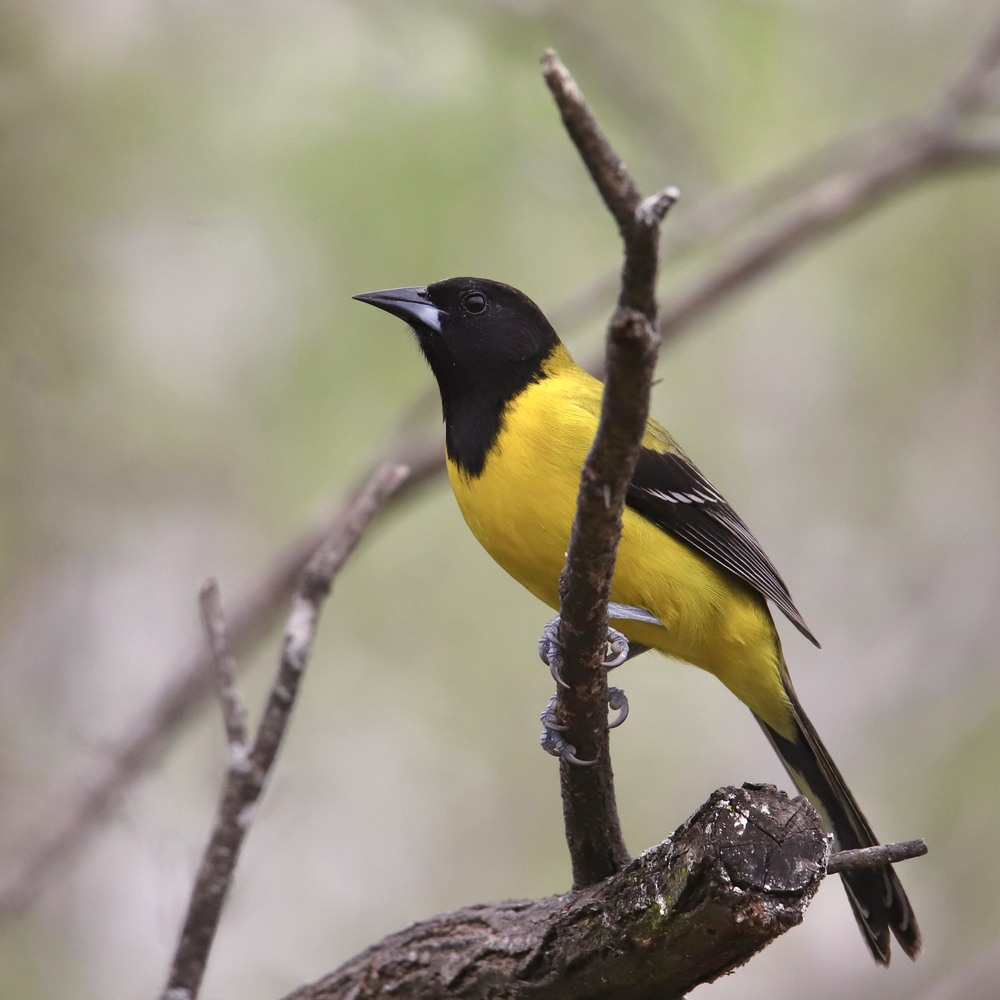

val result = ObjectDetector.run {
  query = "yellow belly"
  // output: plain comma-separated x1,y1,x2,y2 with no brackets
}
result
447,347,794,735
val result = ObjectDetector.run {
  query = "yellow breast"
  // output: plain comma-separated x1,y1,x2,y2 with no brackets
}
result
446,345,792,733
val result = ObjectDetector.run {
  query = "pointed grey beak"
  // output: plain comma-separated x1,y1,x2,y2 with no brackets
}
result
353,285,442,332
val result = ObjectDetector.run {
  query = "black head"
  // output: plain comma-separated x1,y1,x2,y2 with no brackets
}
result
354,277,561,476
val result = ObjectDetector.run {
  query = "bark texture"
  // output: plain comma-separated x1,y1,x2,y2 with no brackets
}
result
281,784,829,1000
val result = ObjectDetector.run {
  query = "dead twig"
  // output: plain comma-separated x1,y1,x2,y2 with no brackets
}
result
828,839,928,874
199,579,248,753
161,463,412,1000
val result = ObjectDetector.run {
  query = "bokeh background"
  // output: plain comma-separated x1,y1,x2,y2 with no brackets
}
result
0,1,997,997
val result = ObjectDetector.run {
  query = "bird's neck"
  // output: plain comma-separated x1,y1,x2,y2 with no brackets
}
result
439,342,574,478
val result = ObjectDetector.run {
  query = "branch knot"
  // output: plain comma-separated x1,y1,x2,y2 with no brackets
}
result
635,186,681,228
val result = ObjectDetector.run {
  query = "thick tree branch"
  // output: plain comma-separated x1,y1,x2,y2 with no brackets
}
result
3,19,993,923
162,463,412,1000
279,786,827,1000
540,50,675,888
280,786,927,999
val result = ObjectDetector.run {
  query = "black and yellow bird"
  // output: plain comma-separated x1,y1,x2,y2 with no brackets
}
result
355,276,920,965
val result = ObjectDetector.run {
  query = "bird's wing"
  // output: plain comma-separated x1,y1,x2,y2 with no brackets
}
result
626,447,819,646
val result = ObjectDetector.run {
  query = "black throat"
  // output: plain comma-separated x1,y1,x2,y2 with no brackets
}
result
428,344,554,478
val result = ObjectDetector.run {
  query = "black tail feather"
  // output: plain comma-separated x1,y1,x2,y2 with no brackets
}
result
757,684,921,965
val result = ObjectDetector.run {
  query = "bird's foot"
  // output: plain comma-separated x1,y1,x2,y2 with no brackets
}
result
607,685,629,728
536,608,651,765
537,614,631,689
538,684,630,766
539,695,594,766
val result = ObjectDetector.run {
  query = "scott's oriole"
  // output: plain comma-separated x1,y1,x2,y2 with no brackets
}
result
355,276,920,965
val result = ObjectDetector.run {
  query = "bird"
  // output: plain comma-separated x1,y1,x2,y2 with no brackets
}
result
354,275,921,965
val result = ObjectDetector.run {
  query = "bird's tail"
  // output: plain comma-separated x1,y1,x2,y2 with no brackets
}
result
756,679,922,965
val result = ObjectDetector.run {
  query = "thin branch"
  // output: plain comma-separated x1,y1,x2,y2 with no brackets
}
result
161,463,412,1000
541,50,676,888
654,13,1000,348
199,579,248,752
655,126,999,347
563,16,1000,369
2,21,995,923
828,839,928,874
542,49,678,320
938,13,1000,117
545,6,717,183
547,119,999,349
541,50,643,229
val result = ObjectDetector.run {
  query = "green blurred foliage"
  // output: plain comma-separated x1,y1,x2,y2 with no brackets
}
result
0,1,996,998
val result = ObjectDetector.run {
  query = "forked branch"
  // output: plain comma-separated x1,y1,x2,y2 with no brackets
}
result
161,463,411,1000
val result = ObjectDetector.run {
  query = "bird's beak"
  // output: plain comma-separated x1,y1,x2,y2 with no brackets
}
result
353,286,442,332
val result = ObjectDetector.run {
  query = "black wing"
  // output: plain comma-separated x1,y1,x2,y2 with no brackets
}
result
626,448,819,646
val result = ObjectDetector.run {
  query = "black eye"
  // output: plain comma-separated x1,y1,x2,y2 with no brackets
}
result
463,293,486,314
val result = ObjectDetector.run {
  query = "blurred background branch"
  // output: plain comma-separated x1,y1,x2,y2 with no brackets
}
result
162,463,410,1000
0,439,443,922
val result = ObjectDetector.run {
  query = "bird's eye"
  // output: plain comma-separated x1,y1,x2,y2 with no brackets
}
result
463,293,487,314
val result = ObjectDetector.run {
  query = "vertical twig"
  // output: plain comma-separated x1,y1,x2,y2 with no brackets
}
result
161,462,412,1000
541,50,677,887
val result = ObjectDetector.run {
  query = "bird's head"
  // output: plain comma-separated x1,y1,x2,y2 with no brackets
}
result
353,277,560,406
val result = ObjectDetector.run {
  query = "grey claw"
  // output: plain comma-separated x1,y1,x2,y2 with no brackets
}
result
538,617,630,751
541,727,593,764
540,696,596,765
607,685,629,728
603,627,630,669
540,727,562,756
560,747,597,767
541,616,632,677
548,658,569,689
540,695,568,732
538,618,570,689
